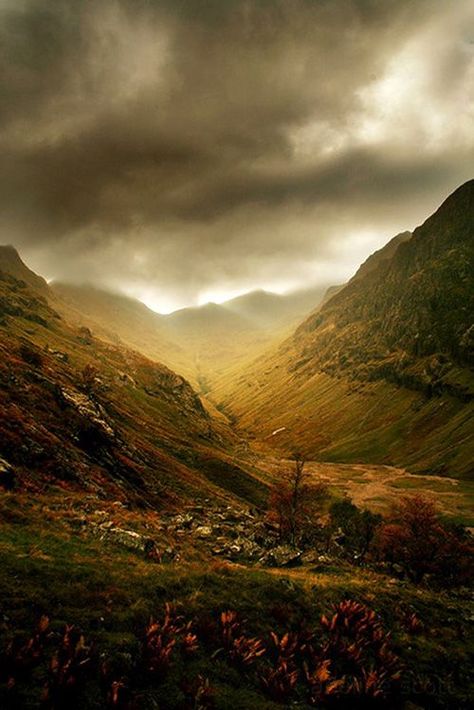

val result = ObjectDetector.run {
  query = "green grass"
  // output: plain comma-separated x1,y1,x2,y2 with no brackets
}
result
1,492,473,708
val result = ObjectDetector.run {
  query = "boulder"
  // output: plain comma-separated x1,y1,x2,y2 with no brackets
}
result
59,387,115,439
195,525,213,538
172,513,194,529
0,456,15,489
91,523,157,556
259,545,303,568
104,527,146,551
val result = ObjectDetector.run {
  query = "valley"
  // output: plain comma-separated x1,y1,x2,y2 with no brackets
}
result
0,181,472,709
1,0,473,706
257,458,474,527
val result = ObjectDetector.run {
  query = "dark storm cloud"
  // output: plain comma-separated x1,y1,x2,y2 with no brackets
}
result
0,0,472,310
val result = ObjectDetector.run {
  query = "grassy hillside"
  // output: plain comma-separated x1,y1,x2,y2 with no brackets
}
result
1,488,473,709
217,181,474,478
51,282,197,382
0,267,266,508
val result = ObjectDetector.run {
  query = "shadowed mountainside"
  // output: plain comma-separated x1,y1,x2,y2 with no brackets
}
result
0,257,268,508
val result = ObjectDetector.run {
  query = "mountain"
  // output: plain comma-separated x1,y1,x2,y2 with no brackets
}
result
349,231,412,282
0,244,49,293
218,180,474,478
0,259,267,507
161,285,329,389
51,281,329,394
51,282,194,381
164,301,253,336
223,286,328,329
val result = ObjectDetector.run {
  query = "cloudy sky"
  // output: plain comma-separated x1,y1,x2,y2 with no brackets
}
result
0,0,473,312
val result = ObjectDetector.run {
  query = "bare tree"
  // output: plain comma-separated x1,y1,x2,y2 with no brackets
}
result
269,452,327,547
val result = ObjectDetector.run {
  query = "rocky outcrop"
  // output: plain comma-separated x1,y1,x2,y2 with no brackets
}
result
143,367,207,418
59,387,115,440
0,455,15,489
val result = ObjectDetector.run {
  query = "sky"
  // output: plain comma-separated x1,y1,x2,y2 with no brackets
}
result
0,0,473,313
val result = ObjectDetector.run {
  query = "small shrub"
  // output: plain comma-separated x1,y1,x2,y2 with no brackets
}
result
19,343,43,368
1,615,50,690
182,675,215,709
42,625,94,709
144,603,198,678
219,611,265,669
374,495,474,585
304,600,402,706
259,632,299,702
328,499,381,562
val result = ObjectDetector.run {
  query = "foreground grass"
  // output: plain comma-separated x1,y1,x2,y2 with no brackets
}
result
0,492,473,708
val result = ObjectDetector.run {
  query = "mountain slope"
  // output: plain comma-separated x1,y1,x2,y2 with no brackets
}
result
0,244,49,293
51,282,194,381
296,182,473,388
51,281,328,394
349,231,412,282
219,180,474,478
223,286,328,329
0,265,267,507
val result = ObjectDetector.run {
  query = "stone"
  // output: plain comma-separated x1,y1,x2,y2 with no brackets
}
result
0,456,15,490
173,513,194,529
259,545,303,568
59,387,115,439
195,525,213,538
91,523,156,555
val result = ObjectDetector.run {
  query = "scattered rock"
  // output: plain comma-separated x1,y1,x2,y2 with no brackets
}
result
173,513,194,529
46,348,69,362
116,371,136,387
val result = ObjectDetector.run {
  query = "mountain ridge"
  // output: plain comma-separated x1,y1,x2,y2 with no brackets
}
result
0,244,49,293
0,260,269,507
216,179,474,477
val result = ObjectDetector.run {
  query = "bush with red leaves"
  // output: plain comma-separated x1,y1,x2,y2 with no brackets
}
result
374,495,473,585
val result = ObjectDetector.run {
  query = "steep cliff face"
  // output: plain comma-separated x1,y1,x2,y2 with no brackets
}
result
220,181,474,477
